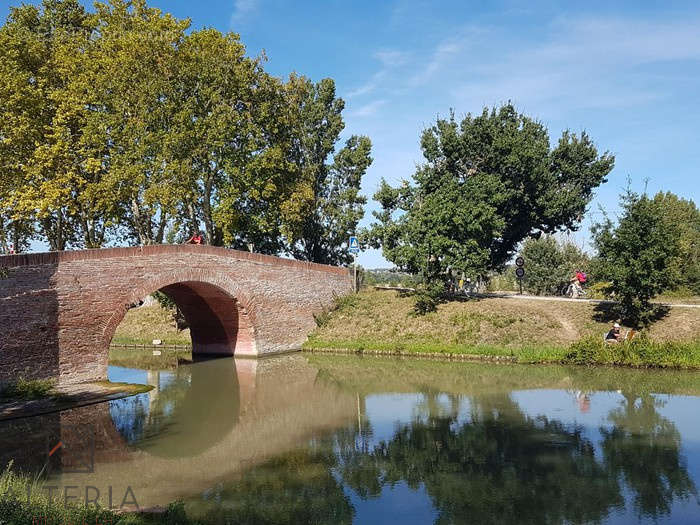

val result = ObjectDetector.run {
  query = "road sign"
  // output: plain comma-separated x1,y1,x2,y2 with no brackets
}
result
515,267,525,278
349,236,360,254
515,256,525,267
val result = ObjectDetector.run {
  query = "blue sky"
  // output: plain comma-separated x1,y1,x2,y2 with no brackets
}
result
3,0,699,267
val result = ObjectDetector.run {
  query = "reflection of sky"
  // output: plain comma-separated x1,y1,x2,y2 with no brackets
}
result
514,389,700,522
342,393,439,524
344,480,438,525
108,365,148,385
102,365,699,523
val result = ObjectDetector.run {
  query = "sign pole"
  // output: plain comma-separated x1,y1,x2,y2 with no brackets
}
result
353,252,358,293
349,235,360,292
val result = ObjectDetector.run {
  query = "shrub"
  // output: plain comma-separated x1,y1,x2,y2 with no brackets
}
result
412,282,445,315
314,293,360,327
519,235,590,295
0,378,55,400
564,334,700,368
587,281,613,300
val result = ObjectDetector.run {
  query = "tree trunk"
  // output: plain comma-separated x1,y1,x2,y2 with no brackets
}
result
202,173,215,245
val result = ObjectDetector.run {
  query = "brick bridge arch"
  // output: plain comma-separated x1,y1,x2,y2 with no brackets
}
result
100,268,258,357
0,245,352,384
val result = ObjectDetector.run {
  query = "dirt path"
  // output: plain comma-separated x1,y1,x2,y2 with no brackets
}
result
484,292,700,309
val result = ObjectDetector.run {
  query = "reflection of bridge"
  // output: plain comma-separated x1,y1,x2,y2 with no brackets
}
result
0,355,356,510
0,246,352,384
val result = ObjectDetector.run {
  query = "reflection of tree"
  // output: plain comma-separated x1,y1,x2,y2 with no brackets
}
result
187,445,354,525
339,393,622,525
601,392,698,519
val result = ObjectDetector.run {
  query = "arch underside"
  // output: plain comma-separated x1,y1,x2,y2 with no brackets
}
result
159,281,255,356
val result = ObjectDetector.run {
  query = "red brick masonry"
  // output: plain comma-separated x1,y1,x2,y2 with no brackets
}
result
0,245,352,385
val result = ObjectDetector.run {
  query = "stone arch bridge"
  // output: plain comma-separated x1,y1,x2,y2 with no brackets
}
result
0,245,352,384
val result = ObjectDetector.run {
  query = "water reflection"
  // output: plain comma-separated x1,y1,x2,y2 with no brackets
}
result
0,354,698,523
110,358,240,457
601,392,697,519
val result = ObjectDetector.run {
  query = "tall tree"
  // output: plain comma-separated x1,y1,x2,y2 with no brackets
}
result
284,76,372,265
0,0,95,250
175,32,306,250
368,103,614,282
652,192,700,294
592,188,680,326
83,0,190,246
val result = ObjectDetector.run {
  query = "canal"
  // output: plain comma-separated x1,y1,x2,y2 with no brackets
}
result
1,354,699,524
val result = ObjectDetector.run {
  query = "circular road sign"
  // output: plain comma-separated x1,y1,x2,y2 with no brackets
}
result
515,267,525,279
515,256,525,267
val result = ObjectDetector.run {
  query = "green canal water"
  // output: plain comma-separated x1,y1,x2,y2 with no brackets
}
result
1,354,699,524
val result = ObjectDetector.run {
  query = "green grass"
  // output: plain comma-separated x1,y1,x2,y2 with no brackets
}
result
0,463,233,524
304,289,700,369
0,378,56,401
92,381,155,395
563,334,700,368
112,304,190,345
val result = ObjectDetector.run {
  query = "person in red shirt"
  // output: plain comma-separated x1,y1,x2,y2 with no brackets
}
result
185,232,204,245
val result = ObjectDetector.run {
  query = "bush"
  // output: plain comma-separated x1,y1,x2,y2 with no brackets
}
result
0,378,55,400
520,235,589,295
593,189,681,326
587,281,613,300
564,334,700,368
314,293,360,327
412,282,445,315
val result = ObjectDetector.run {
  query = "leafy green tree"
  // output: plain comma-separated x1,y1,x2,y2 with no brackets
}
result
284,77,372,265
84,0,191,246
368,104,614,285
592,188,680,326
0,0,96,250
174,32,306,250
652,192,700,294
520,235,588,295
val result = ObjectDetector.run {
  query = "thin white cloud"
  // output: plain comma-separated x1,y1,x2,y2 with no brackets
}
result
347,71,385,98
409,40,462,86
349,99,387,117
448,15,700,113
230,0,258,26
373,50,411,67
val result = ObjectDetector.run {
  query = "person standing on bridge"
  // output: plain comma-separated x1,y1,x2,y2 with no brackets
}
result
185,231,204,245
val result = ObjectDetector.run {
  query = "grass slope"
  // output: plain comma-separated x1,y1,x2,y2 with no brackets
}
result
305,290,700,368
113,304,190,345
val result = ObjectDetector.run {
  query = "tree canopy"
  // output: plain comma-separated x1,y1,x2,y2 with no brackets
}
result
592,188,681,326
0,0,372,263
368,103,614,281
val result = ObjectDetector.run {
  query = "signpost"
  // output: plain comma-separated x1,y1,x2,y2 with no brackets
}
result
515,257,525,295
349,236,360,292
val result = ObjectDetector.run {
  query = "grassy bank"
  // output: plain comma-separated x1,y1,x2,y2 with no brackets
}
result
0,378,56,401
304,290,700,369
0,464,194,524
112,304,190,345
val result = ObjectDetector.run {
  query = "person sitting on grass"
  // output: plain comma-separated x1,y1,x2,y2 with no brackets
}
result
605,322,622,343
